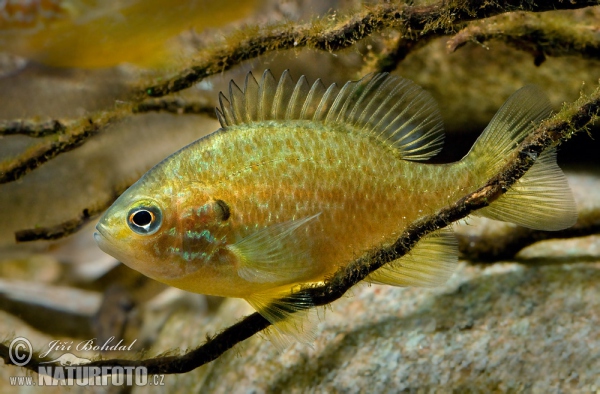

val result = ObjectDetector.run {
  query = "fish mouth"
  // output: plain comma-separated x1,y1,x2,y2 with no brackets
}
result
93,231,103,243
94,222,111,246
93,230,109,255
94,223,118,257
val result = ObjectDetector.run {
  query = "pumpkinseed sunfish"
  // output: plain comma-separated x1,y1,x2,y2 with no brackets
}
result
94,70,577,340
0,0,258,68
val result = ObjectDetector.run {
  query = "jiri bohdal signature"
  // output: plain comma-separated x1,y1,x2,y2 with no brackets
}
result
40,337,137,359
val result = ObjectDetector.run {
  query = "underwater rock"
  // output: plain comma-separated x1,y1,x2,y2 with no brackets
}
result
137,249,600,393
0,279,101,338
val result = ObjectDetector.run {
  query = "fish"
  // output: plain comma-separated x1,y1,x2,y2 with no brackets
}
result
94,70,577,341
0,0,258,68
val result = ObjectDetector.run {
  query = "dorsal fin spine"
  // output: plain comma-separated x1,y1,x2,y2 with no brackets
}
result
272,70,294,119
336,80,364,124
258,70,276,121
215,108,226,126
345,73,375,122
229,80,245,124
348,73,382,123
286,75,309,120
325,81,351,123
313,83,338,121
299,78,325,120
218,92,234,126
243,72,259,122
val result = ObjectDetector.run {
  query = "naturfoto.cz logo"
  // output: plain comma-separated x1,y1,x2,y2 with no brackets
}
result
7,336,165,387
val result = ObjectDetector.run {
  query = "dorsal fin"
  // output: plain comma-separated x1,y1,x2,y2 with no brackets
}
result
216,70,445,161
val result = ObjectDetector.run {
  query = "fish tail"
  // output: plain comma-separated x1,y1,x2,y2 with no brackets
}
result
462,85,577,230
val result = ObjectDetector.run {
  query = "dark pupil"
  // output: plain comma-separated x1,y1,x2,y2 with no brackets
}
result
132,210,152,227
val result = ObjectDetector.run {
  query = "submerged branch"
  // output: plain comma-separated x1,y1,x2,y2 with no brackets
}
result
0,110,128,184
142,0,598,97
457,216,600,262
377,36,433,72
0,119,66,138
0,99,216,185
0,1,597,184
363,32,438,74
4,84,599,376
447,14,600,65
133,98,218,118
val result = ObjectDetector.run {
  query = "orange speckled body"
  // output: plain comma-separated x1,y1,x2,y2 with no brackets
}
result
108,120,474,298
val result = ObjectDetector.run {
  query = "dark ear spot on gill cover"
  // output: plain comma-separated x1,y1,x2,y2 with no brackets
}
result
215,199,231,221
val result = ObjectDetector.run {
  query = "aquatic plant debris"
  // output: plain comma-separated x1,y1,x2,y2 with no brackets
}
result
0,119,66,138
2,79,599,376
458,216,600,262
447,12,600,66
0,0,597,185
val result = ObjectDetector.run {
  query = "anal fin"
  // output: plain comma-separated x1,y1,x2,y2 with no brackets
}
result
475,147,577,231
246,286,316,349
367,227,458,287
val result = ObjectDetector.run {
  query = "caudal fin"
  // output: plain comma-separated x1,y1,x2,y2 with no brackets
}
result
463,86,577,231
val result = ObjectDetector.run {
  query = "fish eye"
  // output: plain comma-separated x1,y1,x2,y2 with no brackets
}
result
127,206,162,235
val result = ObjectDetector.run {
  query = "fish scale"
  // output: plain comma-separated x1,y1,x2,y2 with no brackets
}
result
195,125,427,244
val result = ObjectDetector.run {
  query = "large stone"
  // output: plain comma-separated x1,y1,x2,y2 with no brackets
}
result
136,237,600,393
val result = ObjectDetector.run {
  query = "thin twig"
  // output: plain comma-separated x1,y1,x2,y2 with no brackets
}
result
0,119,66,138
367,33,438,74
0,110,128,184
133,98,218,118
457,217,600,262
447,15,600,65
3,84,599,376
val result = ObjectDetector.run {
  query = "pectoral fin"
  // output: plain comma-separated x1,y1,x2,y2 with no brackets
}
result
367,227,458,287
228,213,321,284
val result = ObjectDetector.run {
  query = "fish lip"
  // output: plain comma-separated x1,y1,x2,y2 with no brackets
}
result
93,231,103,243
95,222,106,237
94,223,115,255
94,222,110,243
